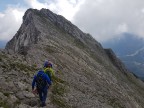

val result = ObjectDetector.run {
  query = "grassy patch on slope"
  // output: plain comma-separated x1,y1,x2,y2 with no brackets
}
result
51,76,71,108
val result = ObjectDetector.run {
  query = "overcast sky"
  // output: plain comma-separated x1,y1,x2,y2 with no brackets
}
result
1,0,144,43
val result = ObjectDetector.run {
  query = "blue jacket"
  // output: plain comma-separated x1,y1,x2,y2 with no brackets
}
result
32,70,51,90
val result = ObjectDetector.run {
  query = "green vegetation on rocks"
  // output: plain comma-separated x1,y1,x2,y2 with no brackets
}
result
51,76,70,108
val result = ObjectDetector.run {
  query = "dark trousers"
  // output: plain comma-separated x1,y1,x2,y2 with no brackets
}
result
37,87,48,104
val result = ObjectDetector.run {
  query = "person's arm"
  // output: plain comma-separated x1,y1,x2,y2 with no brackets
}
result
45,74,51,85
50,68,55,76
32,75,37,90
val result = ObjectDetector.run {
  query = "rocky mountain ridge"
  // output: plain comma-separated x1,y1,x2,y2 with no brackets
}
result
6,8,101,54
1,8,144,108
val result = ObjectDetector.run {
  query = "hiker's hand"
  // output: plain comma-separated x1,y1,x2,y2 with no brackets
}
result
32,89,38,94
32,89,35,94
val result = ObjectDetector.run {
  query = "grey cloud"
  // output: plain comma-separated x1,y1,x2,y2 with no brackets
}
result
0,7,25,41
73,0,144,42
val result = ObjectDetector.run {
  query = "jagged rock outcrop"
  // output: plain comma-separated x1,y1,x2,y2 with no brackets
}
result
105,48,128,73
6,9,41,54
1,8,144,108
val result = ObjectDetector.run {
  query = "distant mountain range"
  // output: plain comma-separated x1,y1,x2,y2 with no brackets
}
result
0,41,6,48
102,33,144,79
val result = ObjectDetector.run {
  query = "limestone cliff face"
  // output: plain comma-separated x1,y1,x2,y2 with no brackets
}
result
2,8,144,108
6,9,41,54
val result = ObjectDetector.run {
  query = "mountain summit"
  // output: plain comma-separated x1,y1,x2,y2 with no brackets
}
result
6,8,101,54
1,8,144,108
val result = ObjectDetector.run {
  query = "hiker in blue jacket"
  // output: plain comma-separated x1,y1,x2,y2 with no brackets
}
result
32,70,51,107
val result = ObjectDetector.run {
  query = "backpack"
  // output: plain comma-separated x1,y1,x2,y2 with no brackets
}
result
36,73,47,89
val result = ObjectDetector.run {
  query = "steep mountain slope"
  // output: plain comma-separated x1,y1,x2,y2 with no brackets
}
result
1,8,144,108
102,33,144,78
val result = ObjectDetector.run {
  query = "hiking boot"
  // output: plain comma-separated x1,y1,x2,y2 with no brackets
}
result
40,102,46,107
42,102,46,107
